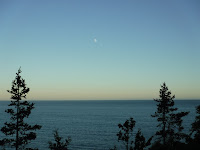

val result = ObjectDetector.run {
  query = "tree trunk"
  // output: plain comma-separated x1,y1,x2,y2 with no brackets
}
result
163,110,166,145
16,86,19,150
16,101,19,150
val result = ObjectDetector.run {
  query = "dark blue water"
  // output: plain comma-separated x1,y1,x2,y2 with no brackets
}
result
0,100,199,150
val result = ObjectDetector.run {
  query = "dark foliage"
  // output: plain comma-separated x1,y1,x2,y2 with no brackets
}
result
150,141,200,150
117,117,135,150
151,83,189,149
134,129,153,150
182,105,200,149
0,68,41,150
48,129,71,150
116,118,152,150
191,105,200,142
110,145,117,150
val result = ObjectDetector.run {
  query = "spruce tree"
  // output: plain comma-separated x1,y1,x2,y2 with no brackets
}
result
151,83,189,149
0,68,41,150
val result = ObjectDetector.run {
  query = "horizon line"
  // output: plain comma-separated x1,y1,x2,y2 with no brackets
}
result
0,99,200,101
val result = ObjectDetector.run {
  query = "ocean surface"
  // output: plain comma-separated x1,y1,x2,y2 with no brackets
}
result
0,100,199,150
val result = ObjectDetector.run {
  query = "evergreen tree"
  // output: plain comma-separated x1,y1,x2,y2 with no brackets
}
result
190,105,200,142
0,68,41,150
151,83,189,149
48,129,71,150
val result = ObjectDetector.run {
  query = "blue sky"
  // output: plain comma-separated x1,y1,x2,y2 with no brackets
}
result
0,0,200,100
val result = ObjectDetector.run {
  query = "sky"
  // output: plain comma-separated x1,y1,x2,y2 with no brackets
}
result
0,0,200,100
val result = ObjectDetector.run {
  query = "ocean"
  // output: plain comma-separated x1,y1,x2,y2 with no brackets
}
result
0,100,199,150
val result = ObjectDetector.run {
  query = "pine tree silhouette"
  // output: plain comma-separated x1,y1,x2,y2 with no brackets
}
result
151,83,189,149
0,68,41,150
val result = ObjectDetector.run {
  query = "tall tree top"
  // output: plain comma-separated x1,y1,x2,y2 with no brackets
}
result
7,68,30,100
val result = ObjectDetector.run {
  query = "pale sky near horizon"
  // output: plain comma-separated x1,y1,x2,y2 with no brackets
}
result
0,0,200,100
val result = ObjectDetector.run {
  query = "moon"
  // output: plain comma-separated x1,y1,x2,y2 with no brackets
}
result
94,38,97,43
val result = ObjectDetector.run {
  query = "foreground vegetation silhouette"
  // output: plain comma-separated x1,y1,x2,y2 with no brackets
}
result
150,83,189,150
182,105,200,150
111,117,152,150
0,68,41,150
111,83,200,150
134,129,153,150
117,117,136,150
48,129,71,150
190,105,200,142
0,69,200,150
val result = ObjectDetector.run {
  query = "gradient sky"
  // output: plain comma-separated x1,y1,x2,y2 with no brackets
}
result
0,0,200,100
